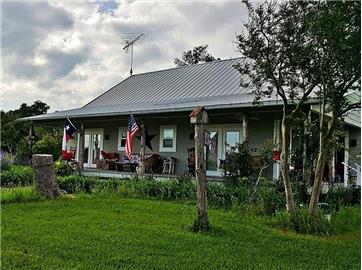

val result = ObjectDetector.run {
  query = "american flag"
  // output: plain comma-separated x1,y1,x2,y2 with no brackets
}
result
125,114,139,158
210,133,218,160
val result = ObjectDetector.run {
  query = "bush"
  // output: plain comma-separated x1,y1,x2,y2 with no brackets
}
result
330,206,361,234
254,183,285,215
55,175,287,212
54,161,74,176
324,186,361,210
57,175,97,194
1,165,33,187
271,206,361,236
0,151,15,170
272,208,332,236
32,133,62,161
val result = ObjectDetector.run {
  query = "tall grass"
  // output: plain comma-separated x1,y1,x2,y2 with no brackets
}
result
1,186,44,204
1,165,33,187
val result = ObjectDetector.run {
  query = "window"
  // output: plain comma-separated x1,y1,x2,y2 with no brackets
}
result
118,127,127,151
225,130,240,152
160,125,177,152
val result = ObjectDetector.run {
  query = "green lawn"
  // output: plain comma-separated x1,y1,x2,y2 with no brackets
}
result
2,195,360,269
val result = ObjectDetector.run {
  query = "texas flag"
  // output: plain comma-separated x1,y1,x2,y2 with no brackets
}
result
62,118,77,158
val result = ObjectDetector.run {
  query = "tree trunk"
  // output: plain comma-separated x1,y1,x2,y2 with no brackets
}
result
280,116,296,214
195,123,209,229
309,145,328,215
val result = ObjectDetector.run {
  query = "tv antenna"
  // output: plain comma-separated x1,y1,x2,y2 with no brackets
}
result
121,33,152,76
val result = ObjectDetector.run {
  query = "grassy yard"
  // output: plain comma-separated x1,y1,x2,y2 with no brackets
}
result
2,195,360,270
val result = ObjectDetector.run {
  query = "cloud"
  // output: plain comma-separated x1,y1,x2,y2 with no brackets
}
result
2,1,247,112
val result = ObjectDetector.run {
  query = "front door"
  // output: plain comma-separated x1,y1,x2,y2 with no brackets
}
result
205,125,243,177
84,129,103,168
206,128,223,176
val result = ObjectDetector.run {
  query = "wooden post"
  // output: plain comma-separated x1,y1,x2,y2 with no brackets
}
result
190,106,210,230
28,123,35,162
78,122,85,171
139,122,146,175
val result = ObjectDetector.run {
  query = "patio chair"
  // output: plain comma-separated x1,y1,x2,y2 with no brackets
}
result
143,154,160,173
100,151,119,170
162,157,176,175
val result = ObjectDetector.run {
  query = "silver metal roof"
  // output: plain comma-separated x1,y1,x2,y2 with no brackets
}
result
25,58,282,121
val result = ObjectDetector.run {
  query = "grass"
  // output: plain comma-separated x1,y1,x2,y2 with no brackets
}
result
2,194,360,269
1,186,44,204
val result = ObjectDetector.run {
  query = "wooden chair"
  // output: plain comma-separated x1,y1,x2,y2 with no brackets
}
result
162,157,176,174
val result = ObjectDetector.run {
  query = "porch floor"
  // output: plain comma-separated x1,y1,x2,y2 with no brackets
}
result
81,168,222,181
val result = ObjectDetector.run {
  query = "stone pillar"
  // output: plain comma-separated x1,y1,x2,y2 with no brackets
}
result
33,154,60,198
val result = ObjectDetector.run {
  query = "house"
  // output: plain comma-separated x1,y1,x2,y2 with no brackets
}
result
25,58,361,185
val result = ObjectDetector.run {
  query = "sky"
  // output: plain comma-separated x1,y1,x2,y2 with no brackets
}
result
2,0,248,112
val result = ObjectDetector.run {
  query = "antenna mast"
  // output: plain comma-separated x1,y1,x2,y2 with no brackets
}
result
121,33,152,76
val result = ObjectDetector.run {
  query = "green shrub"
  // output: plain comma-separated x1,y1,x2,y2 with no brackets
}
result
272,208,332,236
1,165,33,187
55,175,287,212
0,151,15,171
54,161,74,176
1,186,44,204
324,186,361,210
57,175,97,194
32,133,62,161
330,206,361,234
254,183,285,215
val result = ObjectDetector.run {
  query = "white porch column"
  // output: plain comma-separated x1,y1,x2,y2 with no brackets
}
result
273,119,281,180
242,114,248,142
344,130,350,187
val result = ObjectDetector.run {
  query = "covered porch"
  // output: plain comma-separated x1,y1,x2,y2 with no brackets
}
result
57,107,284,180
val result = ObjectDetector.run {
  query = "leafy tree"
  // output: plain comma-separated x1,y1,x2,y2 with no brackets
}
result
174,45,220,66
1,100,52,163
235,1,360,214
235,1,321,213
307,1,360,214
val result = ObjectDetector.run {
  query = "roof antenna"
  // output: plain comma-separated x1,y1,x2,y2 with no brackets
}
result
121,33,152,76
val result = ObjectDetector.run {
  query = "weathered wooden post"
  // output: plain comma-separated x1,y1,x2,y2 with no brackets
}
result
78,122,85,171
33,154,60,198
138,122,146,175
190,106,210,230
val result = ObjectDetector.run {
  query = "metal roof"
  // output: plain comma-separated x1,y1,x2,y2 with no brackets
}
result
25,58,282,121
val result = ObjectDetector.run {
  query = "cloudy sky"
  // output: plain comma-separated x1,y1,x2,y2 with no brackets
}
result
2,1,247,112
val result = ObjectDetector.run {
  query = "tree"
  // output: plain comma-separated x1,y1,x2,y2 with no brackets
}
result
174,45,220,67
235,1,360,214
235,1,322,213
1,100,52,162
308,1,360,214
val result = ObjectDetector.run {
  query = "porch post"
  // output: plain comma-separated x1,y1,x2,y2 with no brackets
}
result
242,113,248,142
273,120,281,180
190,106,210,231
78,122,85,171
344,130,350,187
139,122,146,175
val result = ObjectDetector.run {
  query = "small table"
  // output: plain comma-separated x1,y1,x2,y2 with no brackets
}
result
118,162,139,173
